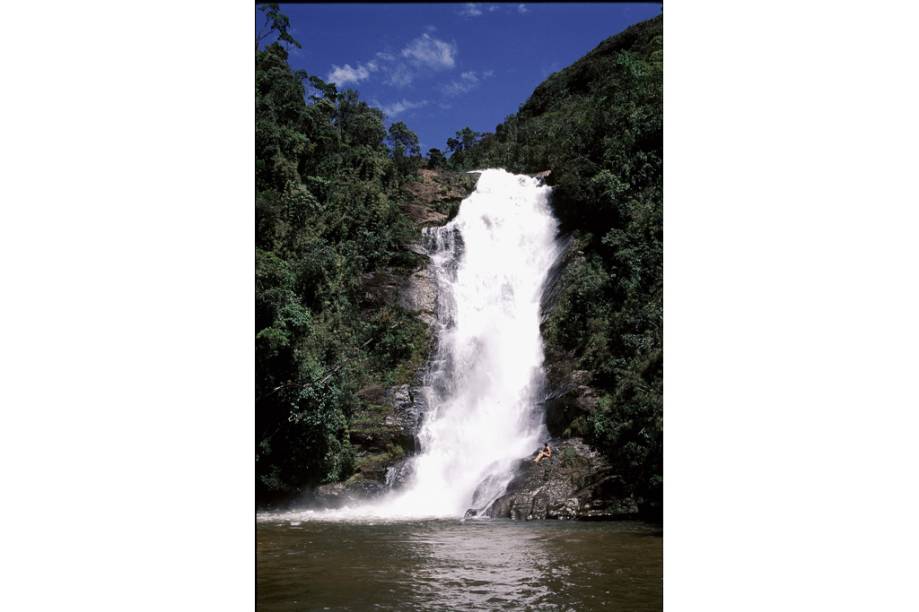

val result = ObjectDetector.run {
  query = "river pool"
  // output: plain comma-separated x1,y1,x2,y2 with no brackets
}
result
257,518,662,610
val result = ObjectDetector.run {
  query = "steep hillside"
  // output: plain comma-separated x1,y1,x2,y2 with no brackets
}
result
456,15,663,517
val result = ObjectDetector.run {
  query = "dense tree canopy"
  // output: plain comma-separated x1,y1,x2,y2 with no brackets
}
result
256,18,427,499
387,121,422,181
426,148,447,170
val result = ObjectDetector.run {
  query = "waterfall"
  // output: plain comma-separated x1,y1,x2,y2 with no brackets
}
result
286,169,561,521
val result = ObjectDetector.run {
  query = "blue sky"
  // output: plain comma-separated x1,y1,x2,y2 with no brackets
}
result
265,3,662,152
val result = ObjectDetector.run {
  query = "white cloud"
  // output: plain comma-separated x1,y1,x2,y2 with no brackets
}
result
377,99,429,118
401,33,456,71
326,32,458,90
459,3,529,17
441,70,494,97
386,63,415,87
442,80,475,96
459,3,483,17
327,63,371,86
326,60,383,87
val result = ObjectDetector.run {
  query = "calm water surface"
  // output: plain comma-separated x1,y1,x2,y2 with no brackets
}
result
257,519,662,611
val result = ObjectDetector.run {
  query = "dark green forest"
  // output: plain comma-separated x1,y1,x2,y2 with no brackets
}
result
256,8,431,499
256,5,662,515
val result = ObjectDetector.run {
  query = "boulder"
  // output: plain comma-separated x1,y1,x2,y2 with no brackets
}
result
480,438,639,520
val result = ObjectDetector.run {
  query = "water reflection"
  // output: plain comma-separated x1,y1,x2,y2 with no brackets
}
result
408,521,561,608
257,519,661,611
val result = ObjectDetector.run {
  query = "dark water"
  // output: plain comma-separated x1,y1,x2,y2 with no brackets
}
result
257,519,662,611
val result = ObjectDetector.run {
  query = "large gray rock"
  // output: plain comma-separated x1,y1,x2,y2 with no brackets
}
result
383,384,424,452
399,265,438,327
542,369,599,437
384,457,416,488
345,380,429,492
350,383,424,454
480,438,639,520
403,168,477,226
360,257,438,329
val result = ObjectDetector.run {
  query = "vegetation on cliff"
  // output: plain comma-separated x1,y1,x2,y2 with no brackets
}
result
446,16,663,515
255,7,457,500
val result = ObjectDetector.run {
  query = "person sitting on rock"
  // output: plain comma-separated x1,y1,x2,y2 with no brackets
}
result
533,441,553,464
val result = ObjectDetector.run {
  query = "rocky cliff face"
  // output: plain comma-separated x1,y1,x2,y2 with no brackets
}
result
538,236,601,441
529,237,648,520
312,170,476,506
311,170,643,521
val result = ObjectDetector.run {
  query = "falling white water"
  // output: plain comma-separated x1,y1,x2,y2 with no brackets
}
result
261,169,561,522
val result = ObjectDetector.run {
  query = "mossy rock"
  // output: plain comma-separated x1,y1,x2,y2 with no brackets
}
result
350,444,407,482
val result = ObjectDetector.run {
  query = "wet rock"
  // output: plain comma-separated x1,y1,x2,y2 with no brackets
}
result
481,438,639,521
360,255,437,330
347,382,428,490
384,458,415,488
539,234,575,322
463,472,515,518
349,385,421,454
399,265,438,327
406,241,428,257
360,168,474,342
538,237,602,438
383,384,423,452
542,371,599,438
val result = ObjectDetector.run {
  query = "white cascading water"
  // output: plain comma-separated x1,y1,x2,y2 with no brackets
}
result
265,169,561,521
381,168,561,518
